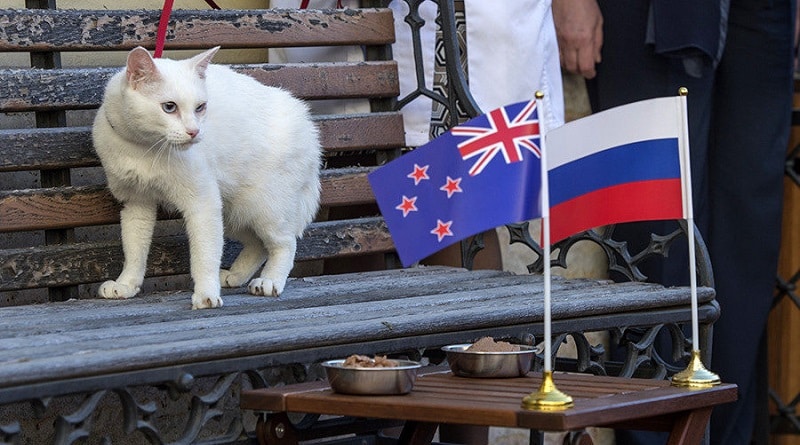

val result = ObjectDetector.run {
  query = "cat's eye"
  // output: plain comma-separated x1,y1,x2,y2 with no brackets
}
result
161,102,178,114
195,103,207,113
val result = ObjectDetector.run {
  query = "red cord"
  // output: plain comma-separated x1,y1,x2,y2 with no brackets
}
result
155,0,349,59
300,1,344,9
155,0,220,59
154,0,174,58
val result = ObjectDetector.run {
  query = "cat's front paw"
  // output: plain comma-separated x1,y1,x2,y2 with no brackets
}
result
219,269,248,288
248,278,285,297
98,280,140,299
192,292,224,310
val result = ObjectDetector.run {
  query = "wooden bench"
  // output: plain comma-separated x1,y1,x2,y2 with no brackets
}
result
0,2,720,444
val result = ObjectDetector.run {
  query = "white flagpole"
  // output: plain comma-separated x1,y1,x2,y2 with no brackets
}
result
672,87,720,387
677,91,700,356
539,101,553,376
522,91,573,410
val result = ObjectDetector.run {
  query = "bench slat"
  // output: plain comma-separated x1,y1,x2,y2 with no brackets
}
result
0,168,375,232
0,113,404,172
237,62,399,101
0,62,398,112
314,112,405,151
0,268,507,321
0,217,392,291
0,281,617,354
0,127,97,171
0,266,715,389
0,8,395,52
0,185,119,232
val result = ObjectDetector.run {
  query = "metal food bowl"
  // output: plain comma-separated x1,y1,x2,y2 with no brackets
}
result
322,359,422,395
442,344,536,378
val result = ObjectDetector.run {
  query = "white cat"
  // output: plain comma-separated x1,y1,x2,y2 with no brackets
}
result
92,46,321,309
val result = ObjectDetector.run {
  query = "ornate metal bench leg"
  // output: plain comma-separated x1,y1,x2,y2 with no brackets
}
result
529,430,545,445
256,412,300,445
563,430,594,445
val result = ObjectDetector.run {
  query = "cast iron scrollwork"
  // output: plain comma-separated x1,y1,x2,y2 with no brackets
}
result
0,422,19,445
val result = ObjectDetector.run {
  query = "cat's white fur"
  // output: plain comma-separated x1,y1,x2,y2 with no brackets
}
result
92,46,321,309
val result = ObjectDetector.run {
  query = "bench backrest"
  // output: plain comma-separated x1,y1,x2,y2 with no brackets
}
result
0,6,418,304
0,3,714,306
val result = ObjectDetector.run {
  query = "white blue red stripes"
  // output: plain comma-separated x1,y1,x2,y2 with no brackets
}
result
545,96,689,242
550,138,681,205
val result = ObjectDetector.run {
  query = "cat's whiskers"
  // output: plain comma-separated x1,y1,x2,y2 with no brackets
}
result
165,142,175,175
173,143,190,172
142,136,166,157
148,138,171,173
163,141,190,176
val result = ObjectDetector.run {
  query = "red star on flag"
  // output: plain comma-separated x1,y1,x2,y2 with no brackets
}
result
407,163,430,185
395,195,418,217
439,176,463,198
430,219,453,242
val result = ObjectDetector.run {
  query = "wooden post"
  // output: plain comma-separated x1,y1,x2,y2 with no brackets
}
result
26,0,78,302
767,80,800,444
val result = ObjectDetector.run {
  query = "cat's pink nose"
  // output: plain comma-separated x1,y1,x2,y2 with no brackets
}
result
187,129,199,139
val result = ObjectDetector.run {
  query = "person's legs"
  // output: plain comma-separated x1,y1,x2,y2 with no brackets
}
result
588,0,715,287
588,2,715,444
707,0,795,443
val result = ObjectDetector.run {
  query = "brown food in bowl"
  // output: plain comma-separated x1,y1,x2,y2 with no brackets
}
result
342,354,400,368
466,337,521,352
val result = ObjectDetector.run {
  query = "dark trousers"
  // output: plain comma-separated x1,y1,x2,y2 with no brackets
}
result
586,0,795,443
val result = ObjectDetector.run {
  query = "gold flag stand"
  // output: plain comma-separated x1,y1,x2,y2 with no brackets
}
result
672,350,721,388
522,371,574,411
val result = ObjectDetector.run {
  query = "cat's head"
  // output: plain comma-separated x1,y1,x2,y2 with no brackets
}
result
120,46,220,149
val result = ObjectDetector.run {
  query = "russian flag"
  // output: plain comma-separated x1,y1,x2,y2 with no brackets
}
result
545,96,691,243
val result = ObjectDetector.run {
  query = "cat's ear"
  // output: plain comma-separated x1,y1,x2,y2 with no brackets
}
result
190,46,220,79
126,46,160,89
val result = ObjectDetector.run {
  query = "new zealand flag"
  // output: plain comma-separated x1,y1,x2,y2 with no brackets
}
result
368,100,543,267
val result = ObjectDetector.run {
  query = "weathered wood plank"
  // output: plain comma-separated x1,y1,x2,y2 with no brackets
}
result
0,127,97,171
0,168,375,232
0,283,676,360
319,167,375,207
299,216,393,260
0,266,715,389
0,267,506,321
0,8,395,52
0,278,699,341
235,62,399,101
0,271,526,339
0,113,404,172
0,185,120,232
0,217,392,291
0,62,398,112
314,112,405,152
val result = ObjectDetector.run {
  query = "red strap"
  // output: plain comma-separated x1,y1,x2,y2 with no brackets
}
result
155,0,221,59
154,0,174,58
300,0,344,9
156,0,347,58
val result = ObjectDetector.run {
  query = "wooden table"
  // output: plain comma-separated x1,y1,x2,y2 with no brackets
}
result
241,369,738,445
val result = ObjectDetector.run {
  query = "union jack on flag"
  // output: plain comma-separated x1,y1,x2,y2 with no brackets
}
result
368,99,545,267
452,100,541,176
